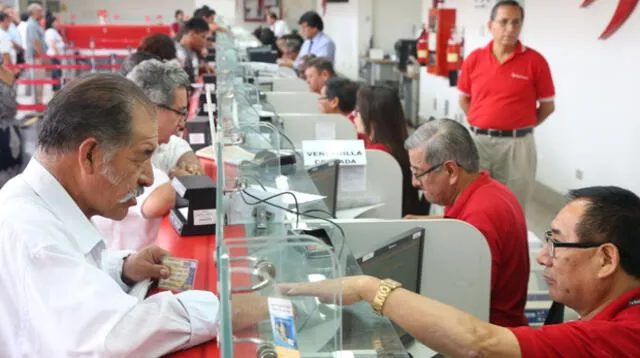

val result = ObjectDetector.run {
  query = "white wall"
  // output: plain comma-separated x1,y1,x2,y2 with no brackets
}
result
419,0,640,196
372,0,422,54
320,0,372,79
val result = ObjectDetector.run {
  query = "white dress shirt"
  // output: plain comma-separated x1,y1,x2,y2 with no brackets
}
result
0,159,219,357
92,166,170,251
270,20,290,38
152,135,193,174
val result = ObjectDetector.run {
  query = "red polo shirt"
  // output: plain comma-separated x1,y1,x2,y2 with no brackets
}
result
457,41,555,130
444,172,529,327
510,287,640,357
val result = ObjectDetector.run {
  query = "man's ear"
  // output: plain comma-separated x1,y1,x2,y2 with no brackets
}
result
329,97,340,110
77,138,100,175
445,161,459,185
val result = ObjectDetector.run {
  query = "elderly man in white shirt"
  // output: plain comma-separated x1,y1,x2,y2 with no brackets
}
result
0,73,266,357
93,59,190,251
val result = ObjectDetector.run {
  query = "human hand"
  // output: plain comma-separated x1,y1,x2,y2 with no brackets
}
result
122,245,171,284
403,214,441,220
170,162,203,178
278,276,379,306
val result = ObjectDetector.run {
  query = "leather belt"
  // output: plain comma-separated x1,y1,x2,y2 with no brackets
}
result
470,126,533,138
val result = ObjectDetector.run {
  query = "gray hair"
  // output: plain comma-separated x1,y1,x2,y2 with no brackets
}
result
126,59,190,107
38,73,154,155
27,3,42,14
283,38,302,52
404,118,480,172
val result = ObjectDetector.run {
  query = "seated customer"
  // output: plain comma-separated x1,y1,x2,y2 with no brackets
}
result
0,73,267,357
296,53,316,80
284,186,640,357
305,56,335,93
137,33,177,61
277,33,302,62
354,85,425,216
404,118,529,326
92,59,191,251
121,51,203,177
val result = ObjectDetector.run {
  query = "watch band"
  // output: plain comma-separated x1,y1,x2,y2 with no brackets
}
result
372,279,402,316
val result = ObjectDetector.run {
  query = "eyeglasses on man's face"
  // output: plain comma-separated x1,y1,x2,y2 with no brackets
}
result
543,230,603,258
157,104,188,119
412,162,444,180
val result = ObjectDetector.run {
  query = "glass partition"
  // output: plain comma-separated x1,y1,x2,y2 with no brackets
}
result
213,27,410,358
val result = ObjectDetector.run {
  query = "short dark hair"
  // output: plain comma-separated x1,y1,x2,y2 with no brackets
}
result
0,13,8,23
568,186,640,279
194,6,215,19
324,77,358,114
269,12,278,20
20,11,29,22
120,52,161,76
175,9,183,18
298,11,324,31
38,73,154,154
184,17,210,33
137,33,176,61
307,57,335,77
490,0,525,21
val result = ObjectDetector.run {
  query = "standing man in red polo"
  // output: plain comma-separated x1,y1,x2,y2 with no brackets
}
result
458,0,555,210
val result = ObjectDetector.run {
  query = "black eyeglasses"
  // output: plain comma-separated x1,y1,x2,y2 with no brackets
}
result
412,162,444,180
156,104,188,118
544,230,603,258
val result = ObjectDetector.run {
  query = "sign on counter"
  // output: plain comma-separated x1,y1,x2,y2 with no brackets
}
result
301,140,367,166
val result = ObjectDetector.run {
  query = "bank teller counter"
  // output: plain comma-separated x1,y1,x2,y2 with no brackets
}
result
256,76,309,92
275,113,358,148
264,91,322,114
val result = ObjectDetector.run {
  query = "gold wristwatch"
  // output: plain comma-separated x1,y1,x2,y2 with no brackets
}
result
372,279,402,316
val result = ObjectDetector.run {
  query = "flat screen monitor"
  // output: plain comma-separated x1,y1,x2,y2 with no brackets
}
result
356,227,426,344
307,160,340,218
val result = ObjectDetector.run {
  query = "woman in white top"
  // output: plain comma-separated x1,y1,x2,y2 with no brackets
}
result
44,16,65,91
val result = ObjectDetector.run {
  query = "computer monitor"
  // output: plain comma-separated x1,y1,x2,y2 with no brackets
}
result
247,46,279,64
307,160,340,218
356,227,426,344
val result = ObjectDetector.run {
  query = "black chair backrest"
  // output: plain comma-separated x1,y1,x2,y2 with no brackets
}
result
544,301,565,325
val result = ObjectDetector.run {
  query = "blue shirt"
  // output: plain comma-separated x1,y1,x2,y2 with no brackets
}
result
294,31,335,69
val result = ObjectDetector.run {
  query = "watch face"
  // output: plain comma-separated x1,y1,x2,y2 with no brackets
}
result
384,279,402,288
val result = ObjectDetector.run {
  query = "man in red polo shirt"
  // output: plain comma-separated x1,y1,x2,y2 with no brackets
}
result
458,0,555,210
404,118,530,327
282,185,640,357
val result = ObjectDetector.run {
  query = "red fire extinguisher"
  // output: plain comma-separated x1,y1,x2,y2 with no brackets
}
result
447,28,463,86
447,30,462,72
417,28,429,66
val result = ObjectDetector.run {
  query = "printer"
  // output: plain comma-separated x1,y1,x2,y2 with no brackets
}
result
169,175,217,236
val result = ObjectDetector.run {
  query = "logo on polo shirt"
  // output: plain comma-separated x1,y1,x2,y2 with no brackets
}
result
511,73,529,80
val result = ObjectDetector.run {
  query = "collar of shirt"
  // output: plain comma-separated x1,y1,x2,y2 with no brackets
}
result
444,171,491,218
21,158,106,255
310,31,325,43
591,287,640,321
484,40,527,64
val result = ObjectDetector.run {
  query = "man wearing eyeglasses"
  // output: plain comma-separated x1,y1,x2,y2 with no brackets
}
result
404,118,529,327
283,185,640,357
92,59,200,251
458,0,555,211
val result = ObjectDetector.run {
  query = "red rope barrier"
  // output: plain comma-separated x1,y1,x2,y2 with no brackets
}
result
6,64,92,70
17,104,47,112
37,54,128,60
15,79,62,85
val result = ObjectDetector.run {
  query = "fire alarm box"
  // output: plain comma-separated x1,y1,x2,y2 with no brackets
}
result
426,8,456,77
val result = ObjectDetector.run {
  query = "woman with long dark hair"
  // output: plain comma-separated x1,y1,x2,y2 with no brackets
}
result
355,85,430,216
